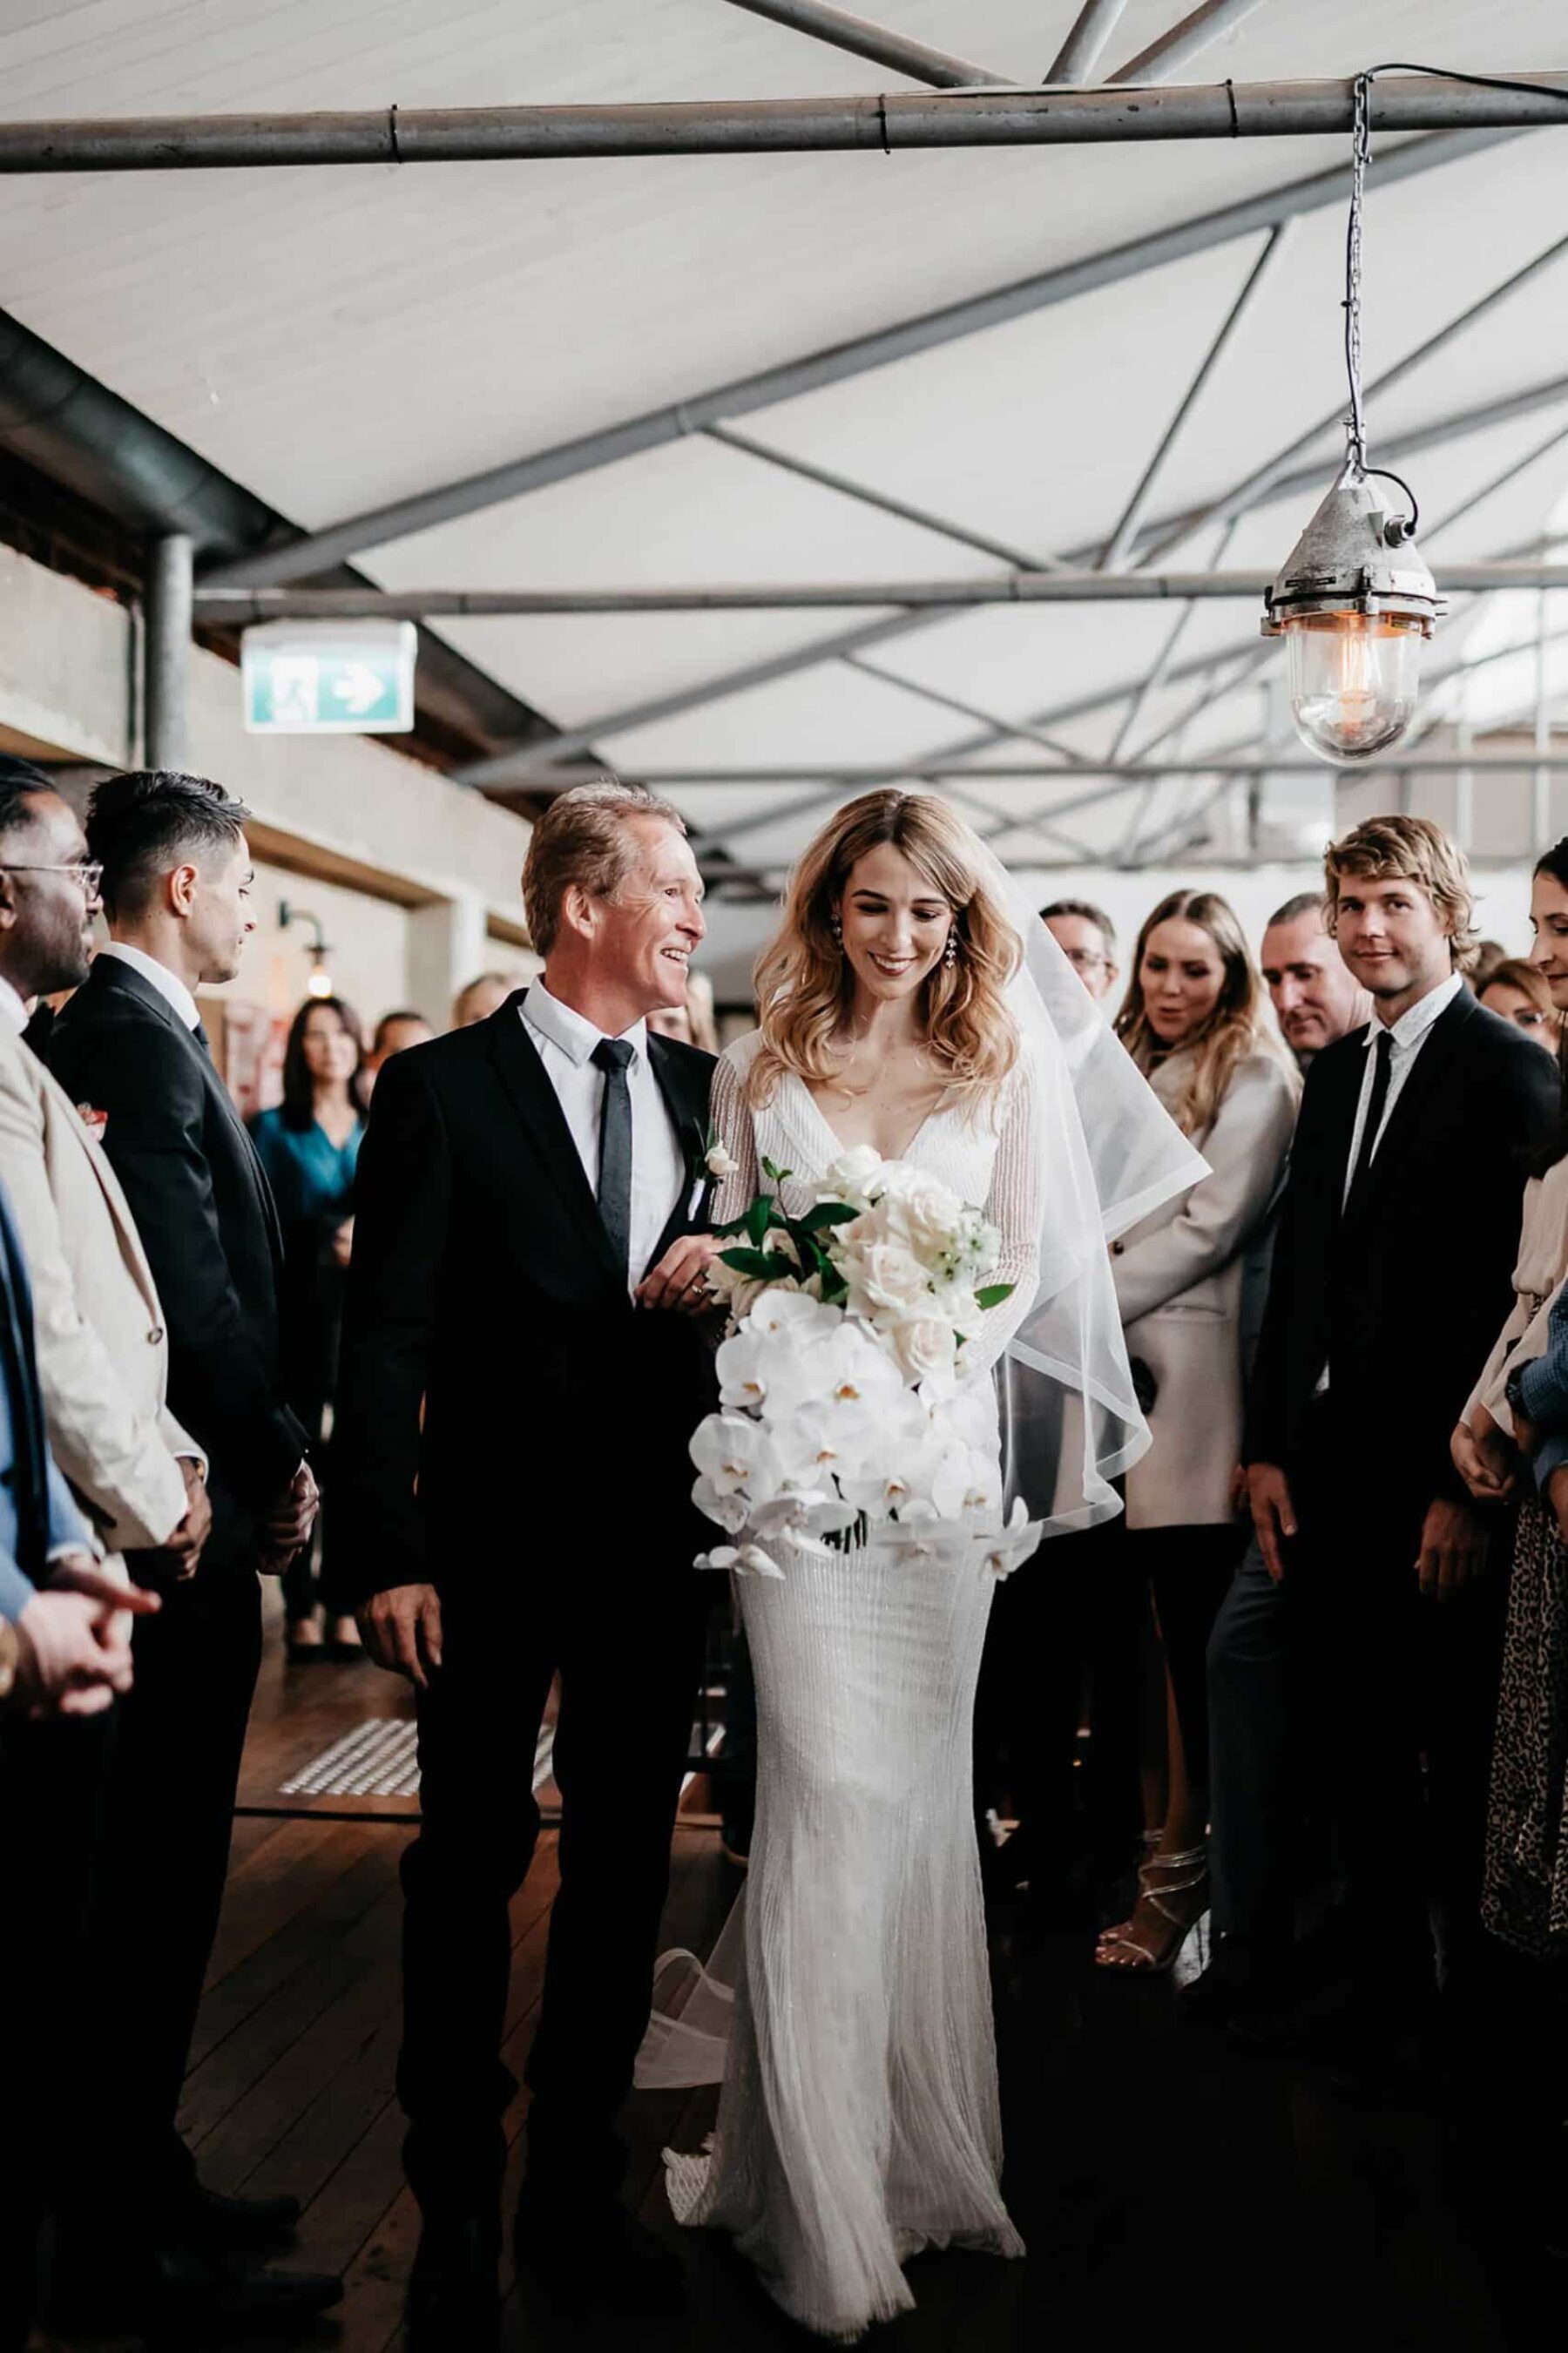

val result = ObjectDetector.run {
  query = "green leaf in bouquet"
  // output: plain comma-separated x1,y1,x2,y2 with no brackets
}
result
760,1156,794,1187
803,1236,849,1304
974,1282,1016,1311
720,1246,782,1280
796,1201,861,1233
711,1211,752,1239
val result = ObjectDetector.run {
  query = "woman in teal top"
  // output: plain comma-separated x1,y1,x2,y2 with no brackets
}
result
250,995,369,1660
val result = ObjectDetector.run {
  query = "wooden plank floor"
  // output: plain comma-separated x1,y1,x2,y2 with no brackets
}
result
33,1614,1544,2351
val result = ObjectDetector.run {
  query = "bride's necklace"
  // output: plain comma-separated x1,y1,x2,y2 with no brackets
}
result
826,1032,937,1106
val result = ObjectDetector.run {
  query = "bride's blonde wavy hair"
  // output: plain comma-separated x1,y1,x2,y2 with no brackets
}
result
747,790,1022,1108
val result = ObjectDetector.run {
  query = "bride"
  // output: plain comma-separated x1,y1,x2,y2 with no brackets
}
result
650,790,1202,2340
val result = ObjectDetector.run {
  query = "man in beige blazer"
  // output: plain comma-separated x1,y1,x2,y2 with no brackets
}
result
0,764,206,1564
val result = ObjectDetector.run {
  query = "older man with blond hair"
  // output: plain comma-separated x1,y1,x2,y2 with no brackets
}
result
335,780,720,2338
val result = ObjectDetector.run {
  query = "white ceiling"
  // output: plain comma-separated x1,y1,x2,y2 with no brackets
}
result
4,0,1568,985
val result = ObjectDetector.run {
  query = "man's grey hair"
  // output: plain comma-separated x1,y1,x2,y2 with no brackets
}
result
1264,889,1328,933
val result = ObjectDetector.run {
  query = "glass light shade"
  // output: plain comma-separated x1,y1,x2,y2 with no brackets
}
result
1283,609,1426,764
306,964,335,999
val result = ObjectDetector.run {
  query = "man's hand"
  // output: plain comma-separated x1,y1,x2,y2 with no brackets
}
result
14,1579,159,1715
1247,1462,1297,1584
1416,1495,1490,1601
261,1462,320,1567
357,1583,443,1690
1548,1462,1568,1546
1450,1410,1517,1504
637,1233,723,1315
162,1459,213,1579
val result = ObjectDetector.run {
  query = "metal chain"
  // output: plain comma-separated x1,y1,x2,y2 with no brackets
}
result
1342,69,1374,473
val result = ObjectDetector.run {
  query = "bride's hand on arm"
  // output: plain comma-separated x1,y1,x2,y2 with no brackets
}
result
638,1233,723,1314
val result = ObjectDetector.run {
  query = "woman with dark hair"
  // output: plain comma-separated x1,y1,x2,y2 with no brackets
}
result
1454,838,1568,1957
250,996,368,1659
1097,889,1299,1971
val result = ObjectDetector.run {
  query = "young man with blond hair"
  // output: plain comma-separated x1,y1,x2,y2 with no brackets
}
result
1242,815,1558,2063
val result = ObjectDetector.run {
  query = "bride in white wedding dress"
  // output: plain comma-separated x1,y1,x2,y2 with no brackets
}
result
646,792,1204,2341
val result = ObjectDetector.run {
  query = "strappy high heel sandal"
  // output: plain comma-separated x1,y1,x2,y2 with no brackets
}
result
1094,1845,1209,1973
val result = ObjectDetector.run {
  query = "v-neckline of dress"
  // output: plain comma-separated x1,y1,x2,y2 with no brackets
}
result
790,1069,946,1172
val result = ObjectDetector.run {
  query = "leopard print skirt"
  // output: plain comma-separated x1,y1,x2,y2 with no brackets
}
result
1483,1491,1568,1957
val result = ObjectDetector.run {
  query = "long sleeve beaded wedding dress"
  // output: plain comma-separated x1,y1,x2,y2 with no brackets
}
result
655,1031,1044,2341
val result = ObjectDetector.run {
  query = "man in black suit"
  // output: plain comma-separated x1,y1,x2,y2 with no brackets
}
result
1246,815,1558,2052
334,781,719,2338
47,771,338,2334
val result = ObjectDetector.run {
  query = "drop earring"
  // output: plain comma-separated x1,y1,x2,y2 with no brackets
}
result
830,913,843,948
943,930,958,970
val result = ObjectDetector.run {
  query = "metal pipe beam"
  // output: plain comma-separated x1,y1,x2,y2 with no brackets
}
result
507,754,1568,788
193,562,1568,622
144,532,193,768
199,124,1510,589
1140,222,1568,566
725,0,1010,87
1047,0,1132,83
1099,225,1289,569
839,653,1090,762
452,606,956,784
702,423,1063,571
1110,0,1273,85
4,75,1564,173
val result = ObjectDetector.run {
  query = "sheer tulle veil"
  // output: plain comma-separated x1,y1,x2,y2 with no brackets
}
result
970,839,1208,1534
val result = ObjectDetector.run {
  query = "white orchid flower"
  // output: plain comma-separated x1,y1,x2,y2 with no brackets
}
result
693,1543,785,1579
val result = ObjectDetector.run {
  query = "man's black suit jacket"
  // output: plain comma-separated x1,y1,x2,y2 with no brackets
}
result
48,956,308,1565
1247,986,1560,1508
331,991,717,1607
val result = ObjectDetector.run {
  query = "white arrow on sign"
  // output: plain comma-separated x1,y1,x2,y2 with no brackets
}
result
331,662,387,717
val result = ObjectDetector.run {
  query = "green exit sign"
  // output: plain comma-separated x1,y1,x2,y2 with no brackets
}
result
241,620,416,734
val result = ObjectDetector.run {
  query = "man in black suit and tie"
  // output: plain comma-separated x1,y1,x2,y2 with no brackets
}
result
1246,815,1558,2058
48,771,338,2334
334,781,719,2338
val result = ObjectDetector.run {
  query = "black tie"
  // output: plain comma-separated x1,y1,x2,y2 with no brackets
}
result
591,1037,636,1279
1347,1028,1394,1207
193,1018,211,1056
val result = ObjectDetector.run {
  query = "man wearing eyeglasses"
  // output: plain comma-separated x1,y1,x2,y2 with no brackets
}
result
1041,898,1120,1004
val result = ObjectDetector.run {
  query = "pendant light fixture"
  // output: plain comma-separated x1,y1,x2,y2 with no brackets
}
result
1261,71,1445,762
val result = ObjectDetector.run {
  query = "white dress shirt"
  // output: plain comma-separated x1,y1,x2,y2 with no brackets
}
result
97,941,202,1032
1341,970,1464,1207
519,982,686,1295
0,977,28,1037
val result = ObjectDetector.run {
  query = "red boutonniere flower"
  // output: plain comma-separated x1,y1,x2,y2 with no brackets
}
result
77,1104,108,1144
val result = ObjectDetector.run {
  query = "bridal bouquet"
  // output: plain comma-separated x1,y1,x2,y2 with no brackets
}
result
691,1145,1040,1579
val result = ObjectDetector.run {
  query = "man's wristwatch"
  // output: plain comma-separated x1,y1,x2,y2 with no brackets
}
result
0,1615,20,1704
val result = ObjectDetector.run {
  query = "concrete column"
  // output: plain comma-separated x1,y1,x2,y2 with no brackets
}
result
145,532,193,768
406,893,490,1028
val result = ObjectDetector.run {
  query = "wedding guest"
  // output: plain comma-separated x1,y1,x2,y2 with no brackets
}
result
452,970,511,1028
1479,957,1561,1053
1247,817,1557,2067
0,1148,159,2353
335,782,718,2336
1453,839,1568,1958
648,969,720,1052
1041,896,1119,1000
1191,890,1368,2017
251,996,368,1660
366,1008,433,1090
1096,891,1298,1971
47,771,337,2338
1258,889,1369,1070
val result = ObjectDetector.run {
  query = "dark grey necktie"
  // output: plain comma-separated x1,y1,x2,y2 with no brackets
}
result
193,1019,212,1056
591,1037,636,1278
1347,1028,1393,1207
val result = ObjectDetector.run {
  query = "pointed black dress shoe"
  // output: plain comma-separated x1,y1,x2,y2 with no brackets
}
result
407,2214,501,2348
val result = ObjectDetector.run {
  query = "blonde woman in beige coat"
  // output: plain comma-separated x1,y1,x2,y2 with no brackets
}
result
1098,890,1299,1971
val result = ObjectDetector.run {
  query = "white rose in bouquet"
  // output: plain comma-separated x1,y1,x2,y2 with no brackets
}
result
885,1308,958,1392
821,1144,885,1211
876,1164,972,1261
